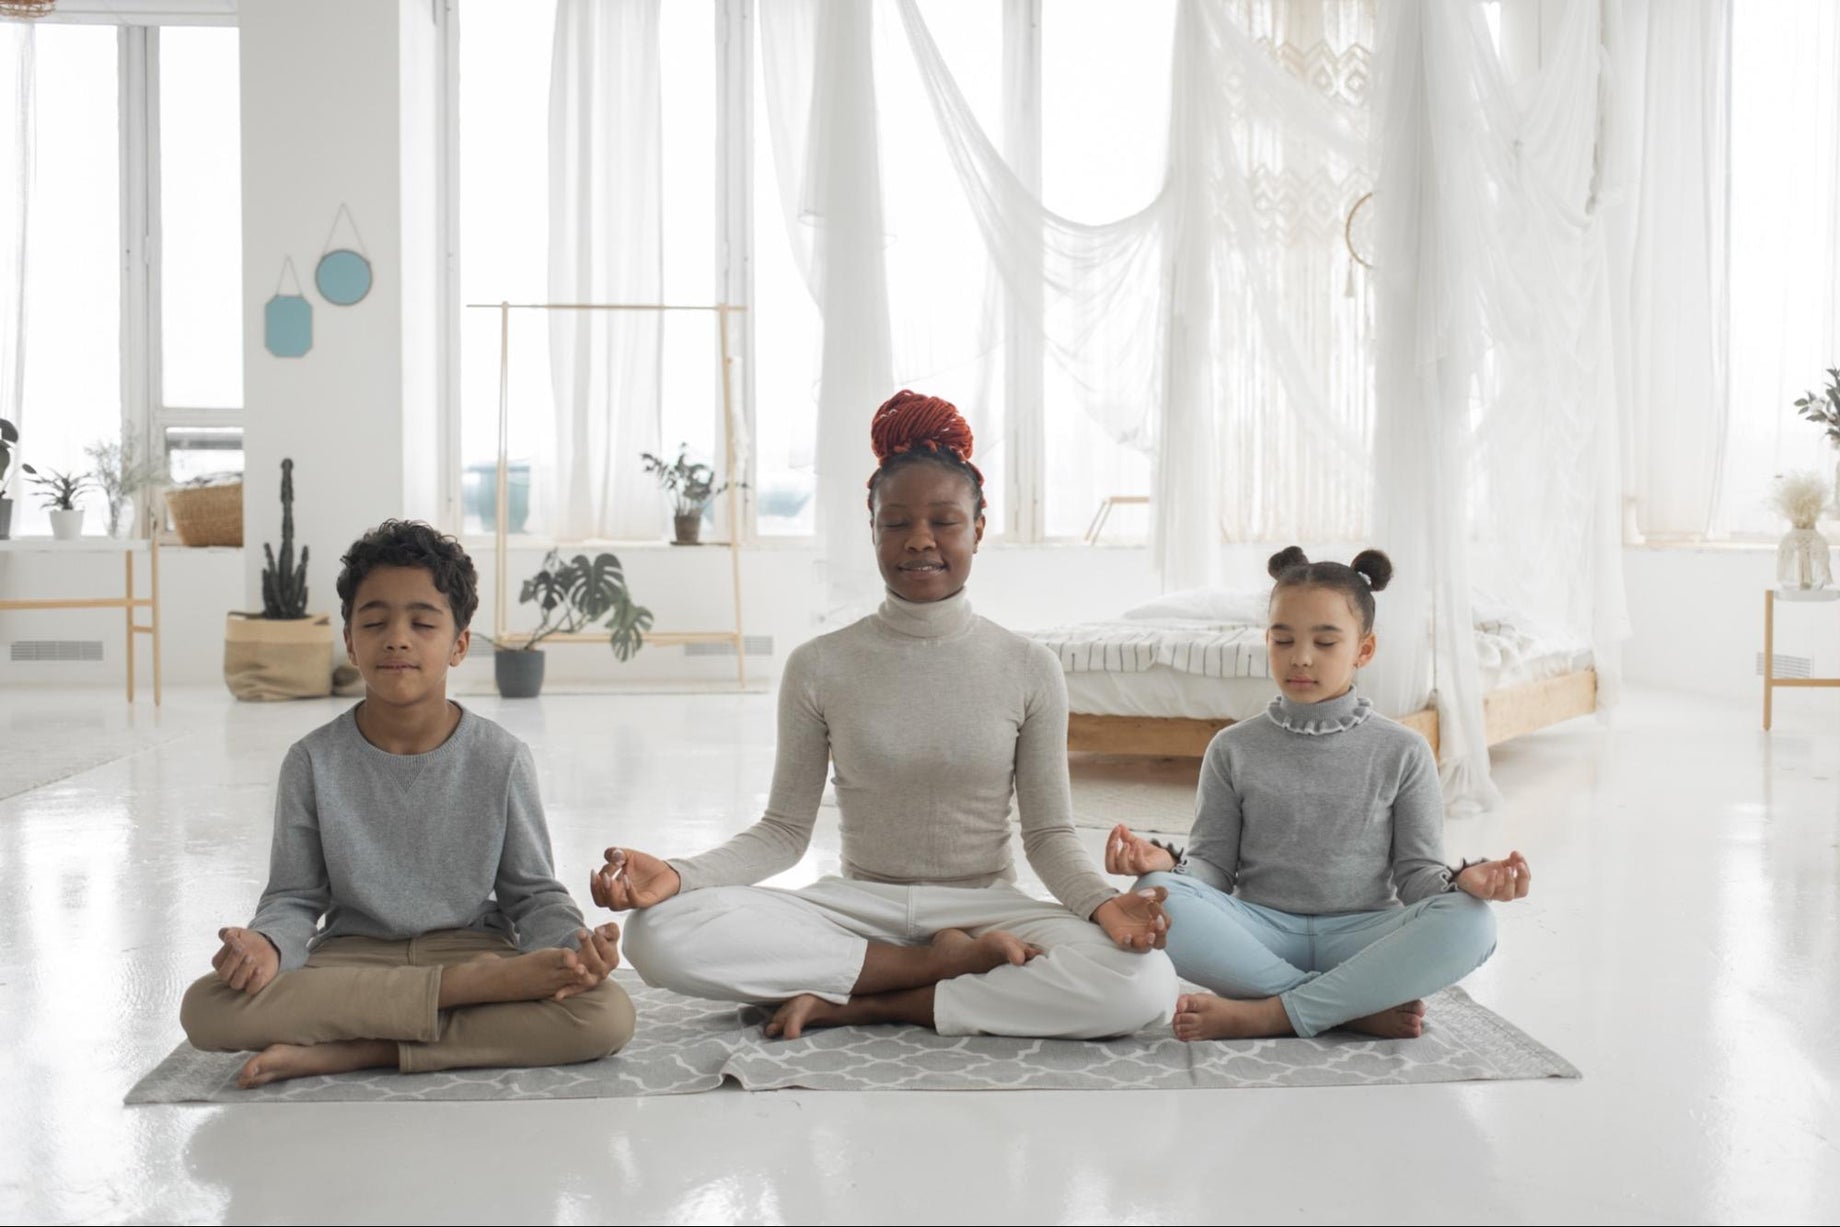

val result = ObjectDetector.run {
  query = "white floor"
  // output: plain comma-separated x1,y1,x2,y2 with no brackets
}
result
2,682,1837,1225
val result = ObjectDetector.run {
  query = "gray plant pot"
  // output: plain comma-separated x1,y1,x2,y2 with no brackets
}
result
672,512,703,545
494,647,545,698
0,497,11,540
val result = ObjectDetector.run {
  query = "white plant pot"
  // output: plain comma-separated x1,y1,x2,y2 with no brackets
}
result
49,508,84,540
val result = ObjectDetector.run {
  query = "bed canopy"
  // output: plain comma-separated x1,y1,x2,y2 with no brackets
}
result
753,0,1629,809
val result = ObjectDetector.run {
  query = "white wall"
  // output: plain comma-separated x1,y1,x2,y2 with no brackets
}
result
238,0,439,616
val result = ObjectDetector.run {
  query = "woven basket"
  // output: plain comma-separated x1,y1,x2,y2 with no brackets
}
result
165,482,244,547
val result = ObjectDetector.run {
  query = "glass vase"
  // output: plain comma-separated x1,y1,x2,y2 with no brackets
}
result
1777,527,1833,590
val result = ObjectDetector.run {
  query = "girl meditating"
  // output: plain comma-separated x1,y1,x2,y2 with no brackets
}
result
595,391,1177,1040
1106,547,1531,1042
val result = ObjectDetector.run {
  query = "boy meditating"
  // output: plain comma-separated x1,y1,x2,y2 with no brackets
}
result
180,520,633,1087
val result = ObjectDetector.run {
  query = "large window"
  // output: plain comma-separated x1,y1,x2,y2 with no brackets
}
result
454,0,1168,544
456,0,721,540
1722,0,1840,537
10,21,241,539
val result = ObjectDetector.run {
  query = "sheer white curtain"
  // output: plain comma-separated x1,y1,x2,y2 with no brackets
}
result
1722,0,1840,534
546,0,665,541
1368,0,1626,808
1602,0,1732,541
0,24,30,449
758,0,1372,608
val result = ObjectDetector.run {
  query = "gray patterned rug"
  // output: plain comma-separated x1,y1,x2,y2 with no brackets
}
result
126,973,1577,1104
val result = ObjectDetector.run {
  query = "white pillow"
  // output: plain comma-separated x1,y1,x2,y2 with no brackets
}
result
1121,587,1270,625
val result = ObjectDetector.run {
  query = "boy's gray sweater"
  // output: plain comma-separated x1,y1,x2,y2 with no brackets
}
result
248,705,584,969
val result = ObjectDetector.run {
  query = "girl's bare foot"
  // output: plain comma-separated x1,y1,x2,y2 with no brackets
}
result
930,928,1041,978
237,1039,396,1088
1344,999,1427,1039
438,948,590,1008
1172,992,1294,1041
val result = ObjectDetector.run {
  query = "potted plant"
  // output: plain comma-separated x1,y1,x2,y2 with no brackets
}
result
224,458,335,700
0,418,16,540
1793,366,1840,511
494,549,653,698
86,436,170,539
641,444,742,545
22,465,94,539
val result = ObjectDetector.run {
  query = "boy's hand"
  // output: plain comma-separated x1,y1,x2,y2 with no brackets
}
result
1105,823,1177,876
1093,887,1170,952
211,927,280,994
1456,851,1532,902
590,847,682,912
554,923,621,1001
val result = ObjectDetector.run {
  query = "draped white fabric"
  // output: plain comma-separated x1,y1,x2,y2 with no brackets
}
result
0,25,30,444
1601,0,1732,542
747,0,1630,807
1367,0,1627,807
546,0,665,541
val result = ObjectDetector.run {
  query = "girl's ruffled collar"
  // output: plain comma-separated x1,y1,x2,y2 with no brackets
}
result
1267,688,1372,736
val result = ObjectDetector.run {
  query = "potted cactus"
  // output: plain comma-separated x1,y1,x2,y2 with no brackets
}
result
224,458,335,700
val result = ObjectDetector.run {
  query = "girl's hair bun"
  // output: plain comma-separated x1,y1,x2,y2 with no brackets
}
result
871,390,976,467
1267,545,1310,579
1350,549,1394,592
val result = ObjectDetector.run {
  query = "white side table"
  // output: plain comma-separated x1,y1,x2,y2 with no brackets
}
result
1763,587,1840,730
0,536,161,704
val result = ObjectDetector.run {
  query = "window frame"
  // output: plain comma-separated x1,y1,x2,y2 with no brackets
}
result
36,8,246,534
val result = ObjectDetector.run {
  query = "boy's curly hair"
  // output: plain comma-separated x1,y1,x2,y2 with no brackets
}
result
336,520,479,631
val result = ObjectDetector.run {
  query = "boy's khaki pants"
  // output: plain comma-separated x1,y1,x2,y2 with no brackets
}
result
180,929,633,1073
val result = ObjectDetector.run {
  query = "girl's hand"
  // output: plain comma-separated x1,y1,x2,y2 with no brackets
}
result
590,847,682,912
1093,887,1170,952
554,922,622,1001
1456,851,1532,902
1104,823,1177,877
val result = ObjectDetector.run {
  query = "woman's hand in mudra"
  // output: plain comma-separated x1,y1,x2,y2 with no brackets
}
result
590,846,682,912
1093,887,1170,952
1104,823,1177,877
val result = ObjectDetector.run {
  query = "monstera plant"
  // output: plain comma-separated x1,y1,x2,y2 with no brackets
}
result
493,550,653,698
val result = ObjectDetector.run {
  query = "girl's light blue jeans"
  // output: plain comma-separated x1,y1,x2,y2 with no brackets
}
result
1137,871,1498,1038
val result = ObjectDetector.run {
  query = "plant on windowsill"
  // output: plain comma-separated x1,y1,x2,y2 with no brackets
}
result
85,435,170,539
223,458,337,701
490,549,654,699
22,464,95,540
641,444,745,546
0,417,17,540
1793,366,1840,513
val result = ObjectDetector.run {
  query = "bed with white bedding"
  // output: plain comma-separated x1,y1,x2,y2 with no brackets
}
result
1025,590,1596,758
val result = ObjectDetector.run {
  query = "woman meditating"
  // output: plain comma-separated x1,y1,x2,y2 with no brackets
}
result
595,391,1176,1040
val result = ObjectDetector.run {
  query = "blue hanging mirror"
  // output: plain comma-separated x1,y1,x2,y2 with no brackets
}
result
265,258,312,358
315,204,373,306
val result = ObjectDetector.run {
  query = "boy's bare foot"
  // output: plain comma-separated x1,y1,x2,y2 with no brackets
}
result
237,1039,396,1088
1172,992,1295,1041
930,928,1041,978
1344,999,1427,1039
438,948,590,1008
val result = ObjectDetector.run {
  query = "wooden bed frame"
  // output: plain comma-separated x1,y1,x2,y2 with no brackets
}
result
1066,668,1598,762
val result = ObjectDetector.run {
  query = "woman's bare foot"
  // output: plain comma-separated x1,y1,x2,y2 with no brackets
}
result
1172,993,1295,1041
764,986,937,1039
438,948,589,1008
930,928,1041,978
1343,999,1427,1039
237,1039,396,1088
